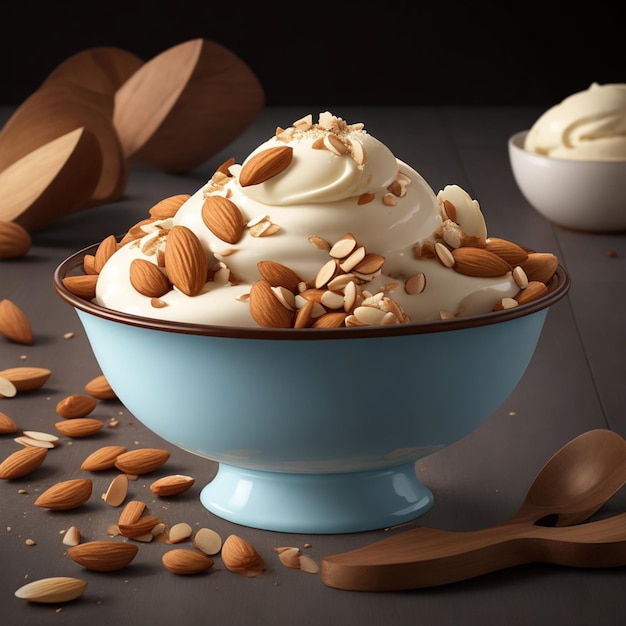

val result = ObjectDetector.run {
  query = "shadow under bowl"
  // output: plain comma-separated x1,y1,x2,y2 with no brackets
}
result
508,131,626,233
54,243,570,533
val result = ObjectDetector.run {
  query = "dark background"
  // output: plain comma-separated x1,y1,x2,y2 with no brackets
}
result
1,0,622,108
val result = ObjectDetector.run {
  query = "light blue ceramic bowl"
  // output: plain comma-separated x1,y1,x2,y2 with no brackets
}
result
54,245,569,533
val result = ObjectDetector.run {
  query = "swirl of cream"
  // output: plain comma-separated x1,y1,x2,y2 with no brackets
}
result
240,131,399,205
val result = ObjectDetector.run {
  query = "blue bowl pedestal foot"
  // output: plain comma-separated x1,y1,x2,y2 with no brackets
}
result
199,461,434,534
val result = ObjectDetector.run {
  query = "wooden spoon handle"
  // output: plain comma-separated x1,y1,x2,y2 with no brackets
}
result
321,513,626,591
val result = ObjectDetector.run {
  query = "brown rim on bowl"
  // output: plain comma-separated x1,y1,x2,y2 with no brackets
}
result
53,242,570,341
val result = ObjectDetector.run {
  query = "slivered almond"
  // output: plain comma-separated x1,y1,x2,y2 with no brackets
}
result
67,541,139,571
519,252,558,284
162,548,214,575
150,474,195,497
0,367,51,391
62,274,98,299
84,374,116,400
239,146,293,187
94,234,118,272
56,394,98,418
34,478,92,510
148,194,190,219
114,448,170,474
201,195,245,244
55,417,103,437
164,225,208,296
249,280,294,328
451,247,511,277
277,546,301,569
81,445,127,471
14,576,88,603
0,298,33,344
129,258,172,297
257,260,302,291
0,411,18,434
0,445,47,479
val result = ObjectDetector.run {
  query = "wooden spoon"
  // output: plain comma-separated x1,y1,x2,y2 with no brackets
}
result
321,429,626,591
112,38,265,173
41,46,144,118
0,83,128,214
0,127,102,231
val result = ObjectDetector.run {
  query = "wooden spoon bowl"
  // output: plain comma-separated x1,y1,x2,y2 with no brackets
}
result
113,38,265,173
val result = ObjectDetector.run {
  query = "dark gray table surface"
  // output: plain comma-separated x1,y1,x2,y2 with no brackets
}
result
1,105,625,626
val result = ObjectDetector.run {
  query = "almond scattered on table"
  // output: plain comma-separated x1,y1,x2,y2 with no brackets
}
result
114,448,170,474
162,548,214,575
54,417,103,438
67,540,139,571
221,534,265,577
0,445,47,479
80,445,127,471
14,576,88,603
150,474,195,496
0,298,33,345
55,394,98,418
34,478,93,510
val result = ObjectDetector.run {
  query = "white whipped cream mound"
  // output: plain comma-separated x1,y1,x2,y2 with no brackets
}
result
95,112,542,328
524,82,626,161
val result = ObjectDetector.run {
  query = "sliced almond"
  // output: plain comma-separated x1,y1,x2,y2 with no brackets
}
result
102,473,129,506
67,540,139,571
168,522,193,544
34,478,92,510
193,528,223,555
277,546,301,569
22,431,59,445
14,576,88,603
62,525,81,547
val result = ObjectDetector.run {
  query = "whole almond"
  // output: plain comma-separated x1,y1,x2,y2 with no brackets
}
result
149,194,190,219
129,258,172,297
62,274,99,299
150,474,195,497
0,411,18,434
164,225,208,296
14,576,88,603
0,445,47,479
0,298,33,344
221,534,265,577
519,252,559,284
118,500,147,526
162,548,214,575
56,394,98,418
249,280,294,328
67,540,139,572
257,260,302,292
239,146,293,187
0,220,31,258
114,448,170,474
81,445,127,471
201,195,245,244
450,247,512,277
484,237,529,265
94,234,118,272
84,374,117,400
34,478,93,510
55,418,103,438
0,366,51,391
515,280,549,305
